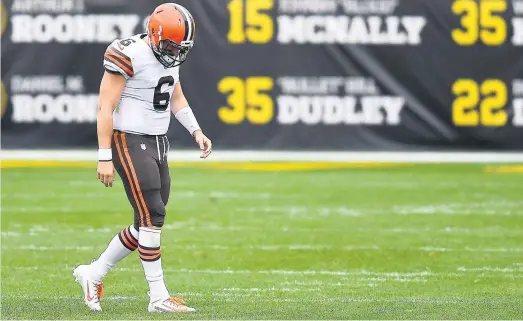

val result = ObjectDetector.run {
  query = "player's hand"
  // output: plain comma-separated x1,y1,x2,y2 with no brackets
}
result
193,130,212,159
97,161,115,187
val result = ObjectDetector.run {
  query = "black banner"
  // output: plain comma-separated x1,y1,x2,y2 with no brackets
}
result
2,0,523,150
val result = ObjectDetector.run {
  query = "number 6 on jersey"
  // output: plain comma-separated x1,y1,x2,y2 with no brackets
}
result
154,76,176,111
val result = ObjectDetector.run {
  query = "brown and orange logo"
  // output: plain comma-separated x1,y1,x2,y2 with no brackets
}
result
1,1,6,37
1,81,7,119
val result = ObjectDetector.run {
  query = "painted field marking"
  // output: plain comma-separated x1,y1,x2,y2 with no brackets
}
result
7,265,523,280
457,266,523,272
4,244,523,254
7,160,523,172
5,202,523,217
1,161,95,169
3,150,523,163
0,294,518,305
484,165,523,173
204,162,406,172
234,204,523,217
2,190,282,200
3,224,523,237
1,160,404,171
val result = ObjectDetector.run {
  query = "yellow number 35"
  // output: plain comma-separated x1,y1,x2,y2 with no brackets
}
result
218,77,274,125
452,0,507,46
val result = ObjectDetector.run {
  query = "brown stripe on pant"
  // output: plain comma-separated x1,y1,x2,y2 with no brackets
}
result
113,132,147,227
119,132,152,227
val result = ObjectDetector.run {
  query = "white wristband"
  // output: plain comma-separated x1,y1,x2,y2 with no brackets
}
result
175,107,201,136
98,148,112,161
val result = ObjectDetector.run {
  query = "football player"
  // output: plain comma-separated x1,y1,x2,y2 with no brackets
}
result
72,3,211,313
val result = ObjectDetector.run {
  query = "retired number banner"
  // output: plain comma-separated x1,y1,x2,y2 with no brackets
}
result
1,0,523,150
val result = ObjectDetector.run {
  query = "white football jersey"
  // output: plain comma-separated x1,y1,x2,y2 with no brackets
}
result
103,34,180,135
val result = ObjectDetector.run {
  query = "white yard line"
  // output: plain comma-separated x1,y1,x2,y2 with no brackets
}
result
221,297,520,303
5,244,523,254
104,268,433,277
281,281,376,287
0,295,141,300
234,205,523,217
0,294,517,304
457,266,523,272
420,246,523,253
3,225,523,236
1,207,78,213
2,191,281,200
7,266,523,280
222,287,321,292
4,203,523,216
5,266,438,277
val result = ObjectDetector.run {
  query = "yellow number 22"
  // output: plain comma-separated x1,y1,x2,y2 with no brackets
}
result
452,79,508,127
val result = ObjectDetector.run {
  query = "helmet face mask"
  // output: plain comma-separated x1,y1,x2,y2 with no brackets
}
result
152,38,193,68
147,3,196,68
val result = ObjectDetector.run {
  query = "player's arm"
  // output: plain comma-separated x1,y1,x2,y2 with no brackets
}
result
98,72,126,150
97,41,134,186
171,82,212,158
96,71,126,187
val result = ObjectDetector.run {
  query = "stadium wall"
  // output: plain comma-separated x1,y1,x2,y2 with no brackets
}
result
2,0,523,152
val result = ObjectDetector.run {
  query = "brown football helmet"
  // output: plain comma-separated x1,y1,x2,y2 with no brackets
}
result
146,3,196,68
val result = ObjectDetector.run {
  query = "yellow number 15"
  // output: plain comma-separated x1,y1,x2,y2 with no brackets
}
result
452,0,507,46
227,0,274,44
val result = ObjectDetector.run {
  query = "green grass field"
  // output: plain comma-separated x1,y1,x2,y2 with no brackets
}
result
1,163,523,320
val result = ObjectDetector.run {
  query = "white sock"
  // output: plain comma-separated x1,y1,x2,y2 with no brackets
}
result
90,225,139,280
139,227,169,301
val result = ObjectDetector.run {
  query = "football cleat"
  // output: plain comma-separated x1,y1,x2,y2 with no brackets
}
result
72,265,104,312
148,296,196,313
